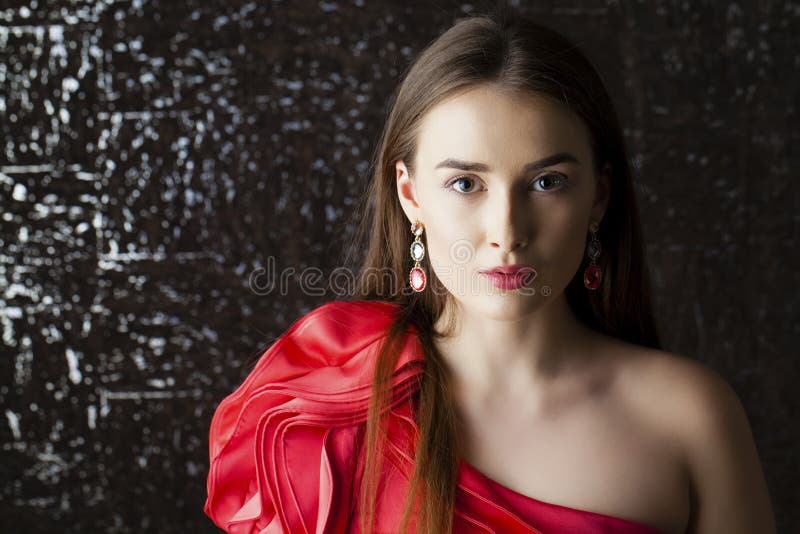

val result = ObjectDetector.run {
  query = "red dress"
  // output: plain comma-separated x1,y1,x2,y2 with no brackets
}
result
204,300,664,533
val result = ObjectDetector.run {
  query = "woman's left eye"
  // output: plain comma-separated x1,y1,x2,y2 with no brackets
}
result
531,173,568,192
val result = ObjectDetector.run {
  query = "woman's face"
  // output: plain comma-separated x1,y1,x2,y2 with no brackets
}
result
396,84,610,319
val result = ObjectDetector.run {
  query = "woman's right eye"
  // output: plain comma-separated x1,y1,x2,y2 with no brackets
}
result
448,176,479,194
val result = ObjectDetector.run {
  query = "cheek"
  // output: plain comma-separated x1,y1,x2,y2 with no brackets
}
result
423,218,468,266
540,211,590,276
419,193,467,240
419,212,480,282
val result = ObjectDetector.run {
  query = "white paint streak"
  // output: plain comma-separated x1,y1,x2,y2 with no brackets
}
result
65,348,82,384
87,405,97,430
0,163,84,173
98,388,203,407
5,409,21,439
12,183,27,201
147,375,176,388
0,307,22,346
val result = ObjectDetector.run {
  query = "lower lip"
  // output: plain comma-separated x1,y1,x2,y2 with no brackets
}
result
481,270,537,290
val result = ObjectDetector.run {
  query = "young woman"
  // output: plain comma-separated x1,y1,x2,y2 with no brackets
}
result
204,7,775,534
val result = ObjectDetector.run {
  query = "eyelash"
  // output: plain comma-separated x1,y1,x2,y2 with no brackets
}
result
444,172,570,195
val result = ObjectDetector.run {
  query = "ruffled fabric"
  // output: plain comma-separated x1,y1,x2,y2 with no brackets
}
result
204,299,663,534
204,300,425,533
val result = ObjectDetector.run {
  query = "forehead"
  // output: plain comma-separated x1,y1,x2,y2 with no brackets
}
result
415,85,593,168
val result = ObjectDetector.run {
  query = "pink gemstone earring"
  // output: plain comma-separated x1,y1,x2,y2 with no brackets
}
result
583,221,603,290
409,220,427,292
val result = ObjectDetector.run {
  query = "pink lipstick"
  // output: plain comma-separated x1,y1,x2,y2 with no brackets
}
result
479,264,538,290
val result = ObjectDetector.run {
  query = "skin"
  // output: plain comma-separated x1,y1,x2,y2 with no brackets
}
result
395,83,776,534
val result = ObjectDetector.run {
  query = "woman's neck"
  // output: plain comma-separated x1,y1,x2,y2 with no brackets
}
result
432,295,598,402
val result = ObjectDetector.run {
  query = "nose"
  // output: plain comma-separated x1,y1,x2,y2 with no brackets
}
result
490,235,528,254
487,190,529,254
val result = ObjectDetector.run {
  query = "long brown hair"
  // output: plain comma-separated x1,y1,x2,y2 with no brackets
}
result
337,5,661,533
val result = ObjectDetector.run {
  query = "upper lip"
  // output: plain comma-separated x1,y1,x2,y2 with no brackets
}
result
480,264,537,275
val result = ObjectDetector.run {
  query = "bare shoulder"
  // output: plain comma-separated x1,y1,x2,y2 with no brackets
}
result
609,342,777,534
617,346,741,425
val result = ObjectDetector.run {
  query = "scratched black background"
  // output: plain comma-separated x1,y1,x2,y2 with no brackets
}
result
0,1,797,532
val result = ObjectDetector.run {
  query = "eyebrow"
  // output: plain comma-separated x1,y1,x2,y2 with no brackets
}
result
434,152,580,173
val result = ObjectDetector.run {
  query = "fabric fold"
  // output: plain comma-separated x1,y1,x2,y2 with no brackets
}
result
204,300,425,533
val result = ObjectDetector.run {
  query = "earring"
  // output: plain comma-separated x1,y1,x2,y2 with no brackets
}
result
409,220,426,292
583,221,602,290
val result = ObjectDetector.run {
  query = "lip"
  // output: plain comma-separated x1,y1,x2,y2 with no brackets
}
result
479,265,538,290
479,264,534,275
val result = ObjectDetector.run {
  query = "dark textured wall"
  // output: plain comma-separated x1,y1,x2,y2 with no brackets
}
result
1,1,796,532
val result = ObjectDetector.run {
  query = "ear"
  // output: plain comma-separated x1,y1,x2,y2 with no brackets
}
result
591,162,612,225
396,159,421,221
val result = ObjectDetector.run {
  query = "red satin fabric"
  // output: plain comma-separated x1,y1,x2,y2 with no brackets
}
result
204,300,663,533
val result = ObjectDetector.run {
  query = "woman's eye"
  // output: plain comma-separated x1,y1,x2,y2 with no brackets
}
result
450,176,479,193
531,173,567,192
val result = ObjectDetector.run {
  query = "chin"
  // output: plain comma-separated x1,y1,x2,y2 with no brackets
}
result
469,293,541,318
